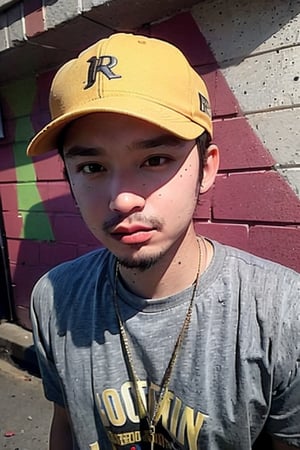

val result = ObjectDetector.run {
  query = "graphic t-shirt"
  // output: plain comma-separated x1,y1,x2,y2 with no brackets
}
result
31,241,300,450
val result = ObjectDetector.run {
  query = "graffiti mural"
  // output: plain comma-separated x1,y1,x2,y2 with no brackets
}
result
0,1,299,329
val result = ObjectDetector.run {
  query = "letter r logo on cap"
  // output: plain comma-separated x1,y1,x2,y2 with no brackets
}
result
85,55,122,89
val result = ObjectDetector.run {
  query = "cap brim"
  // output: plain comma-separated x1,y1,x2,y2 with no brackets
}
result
26,96,208,156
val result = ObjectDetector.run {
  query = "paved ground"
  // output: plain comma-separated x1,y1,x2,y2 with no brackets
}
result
0,359,52,450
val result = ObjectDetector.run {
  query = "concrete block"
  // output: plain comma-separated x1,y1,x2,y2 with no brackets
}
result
249,225,300,273
214,171,300,223
44,0,80,29
247,109,300,166
31,14,109,54
7,2,24,45
192,0,300,65
83,0,200,31
0,14,8,51
24,0,44,37
221,47,299,113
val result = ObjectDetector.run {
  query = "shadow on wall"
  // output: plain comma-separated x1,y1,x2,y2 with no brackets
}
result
4,1,300,328
11,192,99,330
190,0,300,70
25,0,60,12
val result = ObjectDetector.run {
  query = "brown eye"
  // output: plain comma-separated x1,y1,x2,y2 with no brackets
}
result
144,156,168,167
80,163,105,174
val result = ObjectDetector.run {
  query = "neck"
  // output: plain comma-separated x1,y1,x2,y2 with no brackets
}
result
118,229,212,299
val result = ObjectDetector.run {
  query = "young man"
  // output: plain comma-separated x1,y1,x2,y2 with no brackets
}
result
26,33,300,450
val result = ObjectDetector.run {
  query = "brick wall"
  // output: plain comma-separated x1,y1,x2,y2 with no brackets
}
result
0,73,98,327
150,10,300,269
0,1,299,329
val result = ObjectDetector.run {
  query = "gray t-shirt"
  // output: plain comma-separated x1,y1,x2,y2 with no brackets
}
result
31,241,300,450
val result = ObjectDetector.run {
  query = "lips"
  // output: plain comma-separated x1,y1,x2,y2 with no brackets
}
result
110,224,155,245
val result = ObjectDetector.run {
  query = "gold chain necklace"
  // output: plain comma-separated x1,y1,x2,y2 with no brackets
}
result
113,237,203,450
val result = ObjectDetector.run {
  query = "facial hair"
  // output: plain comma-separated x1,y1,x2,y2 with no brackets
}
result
102,213,166,271
102,213,164,233
117,250,165,272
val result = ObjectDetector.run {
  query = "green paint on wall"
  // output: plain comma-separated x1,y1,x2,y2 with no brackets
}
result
1,78,36,117
13,142,36,182
15,116,36,143
19,211,54,240
18,183,45,210
0,79,54,241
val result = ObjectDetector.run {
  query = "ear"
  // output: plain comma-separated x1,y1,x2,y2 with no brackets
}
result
200,144,220,193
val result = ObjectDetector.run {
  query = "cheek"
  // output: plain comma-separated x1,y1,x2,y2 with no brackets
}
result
69,180,105,211
154,167,199,211
176,163,199,197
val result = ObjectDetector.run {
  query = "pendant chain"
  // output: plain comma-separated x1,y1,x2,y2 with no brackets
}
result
113,237,203,445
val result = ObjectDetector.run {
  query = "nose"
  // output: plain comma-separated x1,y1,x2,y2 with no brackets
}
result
109,190,146,214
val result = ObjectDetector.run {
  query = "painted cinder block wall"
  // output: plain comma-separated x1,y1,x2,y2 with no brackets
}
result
0,0,299,329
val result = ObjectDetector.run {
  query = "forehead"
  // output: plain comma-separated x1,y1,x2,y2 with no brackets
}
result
60,113,189,158
62,112,184,150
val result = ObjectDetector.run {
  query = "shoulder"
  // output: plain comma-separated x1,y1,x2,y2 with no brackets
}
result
211,241,300,376
37,247,109,283
49,247,109,279
209,240,300,332
213,240,300,288
31,247,111,313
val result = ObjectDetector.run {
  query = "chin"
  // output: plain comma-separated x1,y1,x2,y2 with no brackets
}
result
117,251,164,272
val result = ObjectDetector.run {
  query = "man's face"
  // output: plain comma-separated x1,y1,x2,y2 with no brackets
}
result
63,112,201,269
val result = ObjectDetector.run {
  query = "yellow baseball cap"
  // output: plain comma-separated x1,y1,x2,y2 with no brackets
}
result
27,33,212,156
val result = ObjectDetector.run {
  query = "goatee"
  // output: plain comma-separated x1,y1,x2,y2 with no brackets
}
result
117,252,164,272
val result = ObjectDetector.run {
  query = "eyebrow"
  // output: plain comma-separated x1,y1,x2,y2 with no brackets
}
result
63,134,185,158
131,134,184,150
64,146,103,158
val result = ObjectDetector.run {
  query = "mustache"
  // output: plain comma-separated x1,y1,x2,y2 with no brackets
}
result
102,213,164,232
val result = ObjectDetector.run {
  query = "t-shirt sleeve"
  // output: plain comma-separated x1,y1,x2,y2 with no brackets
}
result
30,275,66,407
264,274,300,446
